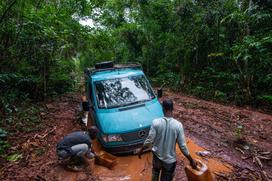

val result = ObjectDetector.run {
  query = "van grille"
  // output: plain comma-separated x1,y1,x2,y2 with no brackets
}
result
121,127,150,142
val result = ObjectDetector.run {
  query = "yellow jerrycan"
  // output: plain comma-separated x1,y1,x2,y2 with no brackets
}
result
185,159,213,181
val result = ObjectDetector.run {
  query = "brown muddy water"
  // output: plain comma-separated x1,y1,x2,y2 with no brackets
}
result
54,138,232,181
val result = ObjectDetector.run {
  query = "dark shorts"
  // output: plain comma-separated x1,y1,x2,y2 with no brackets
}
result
152,152,177,181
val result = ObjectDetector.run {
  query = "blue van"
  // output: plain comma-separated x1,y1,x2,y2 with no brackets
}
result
84,62,163,154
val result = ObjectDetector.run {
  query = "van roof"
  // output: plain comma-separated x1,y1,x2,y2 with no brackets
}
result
91,68,144,81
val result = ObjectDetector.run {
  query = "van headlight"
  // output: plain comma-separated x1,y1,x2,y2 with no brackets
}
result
102,134,123,142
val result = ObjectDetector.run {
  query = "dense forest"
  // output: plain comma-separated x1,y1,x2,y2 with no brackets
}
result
1,0,271,109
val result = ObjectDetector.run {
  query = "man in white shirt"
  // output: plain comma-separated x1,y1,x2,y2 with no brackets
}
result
138,99,197,181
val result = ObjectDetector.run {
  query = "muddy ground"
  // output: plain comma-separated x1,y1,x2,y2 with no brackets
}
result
0,91,271,181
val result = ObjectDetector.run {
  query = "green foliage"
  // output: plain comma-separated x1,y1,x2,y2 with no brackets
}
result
0,140,10,155
235,125,244,141
0,103,44,155
214,91,227,103
5,153,23,162
260,95,272,103
35,148,46,156
1,104,45,135
0,128,9,155
0,0,92,101
151,72,181,90
257,95,272,111
191,86,206,98
15,105,44,132
76,0,271,110
0,128,8,139
0,0,271,112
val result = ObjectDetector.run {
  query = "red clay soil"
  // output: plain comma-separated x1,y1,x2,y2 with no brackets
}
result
165,90,272,180
0,94,97,181
0,92,271,181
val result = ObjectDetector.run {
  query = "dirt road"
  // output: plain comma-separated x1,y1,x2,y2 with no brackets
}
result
47,138,231,181
0,91,271,180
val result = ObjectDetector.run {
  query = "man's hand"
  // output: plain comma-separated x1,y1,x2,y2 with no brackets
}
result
190,159,197,170
186,155,198,170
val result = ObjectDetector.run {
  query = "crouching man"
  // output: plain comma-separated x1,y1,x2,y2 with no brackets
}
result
56,126,99,171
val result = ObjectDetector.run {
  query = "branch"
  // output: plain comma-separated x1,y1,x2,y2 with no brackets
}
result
0,0,17,24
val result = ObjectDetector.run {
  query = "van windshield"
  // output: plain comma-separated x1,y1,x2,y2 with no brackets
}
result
94,75,155,109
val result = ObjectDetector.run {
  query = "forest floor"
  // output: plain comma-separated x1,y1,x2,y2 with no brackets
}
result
0,90,271,181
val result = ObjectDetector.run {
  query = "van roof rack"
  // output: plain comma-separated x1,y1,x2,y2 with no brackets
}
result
84,62,142,78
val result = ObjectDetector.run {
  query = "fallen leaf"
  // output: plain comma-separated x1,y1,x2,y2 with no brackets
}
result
6,153,23,162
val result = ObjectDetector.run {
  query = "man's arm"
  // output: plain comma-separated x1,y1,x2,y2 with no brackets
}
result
138,122,156,159
177,124,197,169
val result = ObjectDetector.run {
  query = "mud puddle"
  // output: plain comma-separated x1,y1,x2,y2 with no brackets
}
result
179,139,232,175
53,137,231,181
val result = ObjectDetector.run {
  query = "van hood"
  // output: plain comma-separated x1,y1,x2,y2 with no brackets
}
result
96,101,163,134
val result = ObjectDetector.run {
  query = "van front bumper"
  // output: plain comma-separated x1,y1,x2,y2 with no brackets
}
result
100,141,146,155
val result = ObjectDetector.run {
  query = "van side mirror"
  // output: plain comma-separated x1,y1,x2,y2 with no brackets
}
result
157,88,163,98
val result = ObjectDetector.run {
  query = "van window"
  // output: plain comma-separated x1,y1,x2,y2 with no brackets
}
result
94,75,155,109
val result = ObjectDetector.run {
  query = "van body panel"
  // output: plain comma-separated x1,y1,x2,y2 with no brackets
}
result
96,98,163,134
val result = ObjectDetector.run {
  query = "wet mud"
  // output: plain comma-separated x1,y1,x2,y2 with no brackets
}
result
92,138,231,181
61,138,231,181
165,90,272,180
0,92,271,180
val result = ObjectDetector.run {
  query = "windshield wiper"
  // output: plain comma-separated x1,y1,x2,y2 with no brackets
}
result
122,99,150,107
100,99,151,109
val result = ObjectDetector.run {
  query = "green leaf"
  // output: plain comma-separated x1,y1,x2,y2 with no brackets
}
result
0,128,8,138
6,153,23,162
